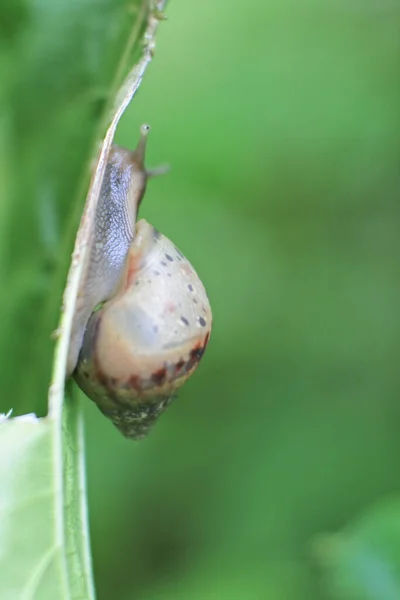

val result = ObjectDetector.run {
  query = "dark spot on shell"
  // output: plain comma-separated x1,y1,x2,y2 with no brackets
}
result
180,316,189,326
147,279,152,284
153,270,160,276
191,346,204,360
190,348,204,360
151,368,167,386
165,254,174,262
153,227,161,241
188,284,194,292
167,273,172,277
202,307,207,313
176,358,185,372
187,345,205,370
193,298,198,304
128,375,142,392
161,261,167,267
198,316,207,327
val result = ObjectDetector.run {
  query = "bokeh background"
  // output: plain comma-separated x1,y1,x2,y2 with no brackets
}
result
2,0,400,598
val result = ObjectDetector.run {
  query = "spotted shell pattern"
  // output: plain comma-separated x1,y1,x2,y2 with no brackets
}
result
74,219,212,439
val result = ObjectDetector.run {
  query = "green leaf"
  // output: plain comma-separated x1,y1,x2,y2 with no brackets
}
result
316,497,400,600
0,418,61,598
0,410,93,599
0,1,168,598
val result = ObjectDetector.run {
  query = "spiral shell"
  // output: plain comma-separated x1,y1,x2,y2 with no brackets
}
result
74,219,212,439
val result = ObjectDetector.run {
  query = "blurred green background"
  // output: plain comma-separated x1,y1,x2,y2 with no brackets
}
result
2,0,400,598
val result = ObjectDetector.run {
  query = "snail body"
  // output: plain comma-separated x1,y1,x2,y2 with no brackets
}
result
70,127,212,440
67,129,150,377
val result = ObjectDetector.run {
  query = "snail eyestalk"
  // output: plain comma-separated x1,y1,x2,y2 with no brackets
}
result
132,123,150,168
134,123,169,179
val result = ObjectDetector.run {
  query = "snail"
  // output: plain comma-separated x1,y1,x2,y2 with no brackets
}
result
68,125,212,440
